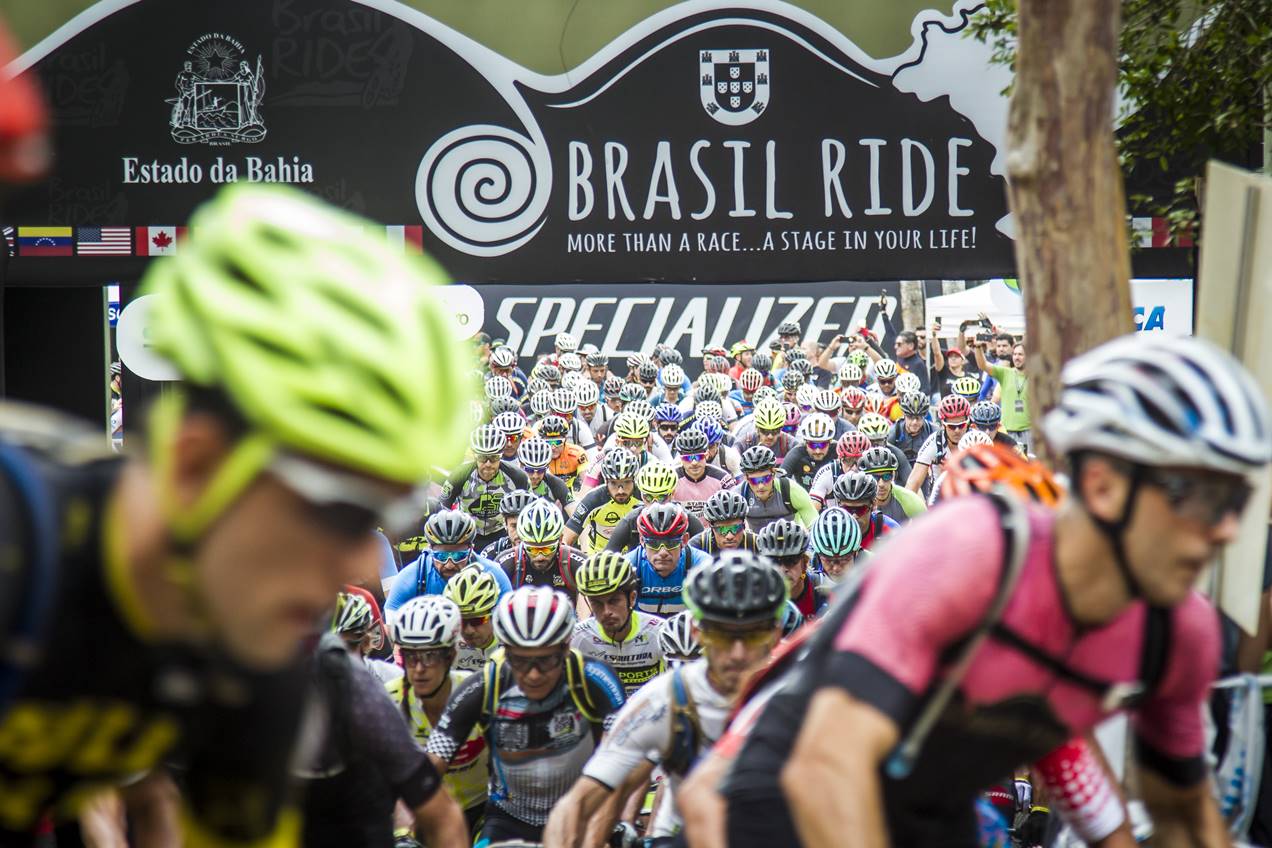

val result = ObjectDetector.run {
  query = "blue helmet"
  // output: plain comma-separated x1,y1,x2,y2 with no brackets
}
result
697,419,725,446
971,401,1002,428
654,404,683,424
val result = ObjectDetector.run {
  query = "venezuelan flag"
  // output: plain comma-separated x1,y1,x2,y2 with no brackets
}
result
17,226,73,257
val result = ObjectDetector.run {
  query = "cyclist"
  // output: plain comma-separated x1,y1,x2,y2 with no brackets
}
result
571,552,666,695
516,437,575,515
698,418,742,480
739,446,817,531
544,552,787,848
0,185,479,844
625,503,712,617
781,413,838,490
425,586,626,845
867,358,902,420
563,448,642,554
385,510,512,613
332,590,402,684
672,427,731,509
810,388,852,438
488,345,528,398
478,488,538,561
735,398,795,461
587,352,613,390
830,470,900,551
538,415,589,493
839,385,868,429
575,380,607,432
709,334,1267,848
299,630,468,848
497,499,586,602
808,431,871,508
950,373,985,407
728,340,756,380
889,390,935,464
656,365,690,406
385,596,490,834
548,388,599,461
653,404,685,447
442,424,530,551
443,566,503,673
757,518,828,619
605,462,705,553
859,445,926,523
809,506,863,584
907,394,973,497
971,400,1020,453
729,368,765,416
689,488,760,554
855,411,914,485
658,611,702,667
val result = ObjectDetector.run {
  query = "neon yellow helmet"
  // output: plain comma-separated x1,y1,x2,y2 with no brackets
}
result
614,411,651,441
635,461,678,500
754,398,787,430
443,565,501,616
141,184,476,541
576,551,637,597
951,375,983,398
857,412,892,441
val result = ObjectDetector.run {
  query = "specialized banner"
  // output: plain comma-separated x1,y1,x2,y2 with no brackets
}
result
472,280,902,370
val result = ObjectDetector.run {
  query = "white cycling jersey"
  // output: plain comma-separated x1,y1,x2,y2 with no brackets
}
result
570,612,666,695
582,658,732,837
454,634,499,674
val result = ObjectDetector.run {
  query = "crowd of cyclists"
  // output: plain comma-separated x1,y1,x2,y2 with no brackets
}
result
1,182,1269,848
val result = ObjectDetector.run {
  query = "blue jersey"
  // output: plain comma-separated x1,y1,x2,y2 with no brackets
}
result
384,551,512,612
625,546,711,617
727,389,755,416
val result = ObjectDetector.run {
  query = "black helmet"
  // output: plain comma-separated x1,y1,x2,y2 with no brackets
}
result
781,371,805,391
777,321,801,337
661,348,684,366
789,359,813,377
674,427,709,455
684,551,788,626
499,489,540,517
899,391,929,418
832,471,879,504
756,518,809,558
586,351,609,367
637,361,659,382
751,351,772,373
703,488,749,522
537,363,562,384
694,383,720,404
740,445,776,473
971,401,1002,428
858,446,899,475
490,395,522,417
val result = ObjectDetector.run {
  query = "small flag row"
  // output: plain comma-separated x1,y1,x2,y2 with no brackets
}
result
1,225,428,257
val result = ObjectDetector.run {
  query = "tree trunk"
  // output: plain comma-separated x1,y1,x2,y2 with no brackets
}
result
1006,0,1133,466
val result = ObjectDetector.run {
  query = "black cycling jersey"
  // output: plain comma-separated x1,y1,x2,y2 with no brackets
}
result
532,471,575,511
0,417,305,845
688,528,759,554
299,634,442,848
780,444,836,491
496,544,587,602
603,504,705,554
888,418,934,464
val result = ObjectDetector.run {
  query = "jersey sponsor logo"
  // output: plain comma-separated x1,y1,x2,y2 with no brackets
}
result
548,710,580,740
0,701,180,829
495,719,530,750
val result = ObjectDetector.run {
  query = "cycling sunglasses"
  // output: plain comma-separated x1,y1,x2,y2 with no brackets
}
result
544,438,565,447
268,452,425,538
475,452,504,462
773,554,806,569
868,470,895,482
523,464,548,474
1139,466,1254,525
698,625,774,649
807,441,830,452
524,543,558,557
641,537,682,551
756,427,782,437
747,473,774,486
401,648,450,668
841,502,872,516
619,438,646,450
943,420,969,430
432,549,472,563
505,650,566,674
712,521,745,536
680,452,706,463
461,615,491,626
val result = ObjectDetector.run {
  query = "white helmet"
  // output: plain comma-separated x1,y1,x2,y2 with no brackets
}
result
392,595,461,648
493,586,576,648
549,388,576,415
554,332,578,352
795,384,819,407
873,358,899,380
485,375,514,400
798,412,836,443
813,388,840,413
957,429,994,450
895,372,923,395
1043,335,1272,477
658,610,701,664
576,381,600,406
661,364,686,388
559,352,583,372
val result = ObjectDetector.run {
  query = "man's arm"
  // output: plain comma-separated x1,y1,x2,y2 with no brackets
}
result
424,671,488,777
973,341,993,377
817,335,844,372
677,746,732,848
410,783,469,848
906,461,929,492
929,326,945,372
1138,768,1228,848
781,687,898,848
788,480,818,528
543,776,615,848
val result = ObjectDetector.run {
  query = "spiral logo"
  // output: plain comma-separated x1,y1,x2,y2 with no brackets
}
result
416,124,551,257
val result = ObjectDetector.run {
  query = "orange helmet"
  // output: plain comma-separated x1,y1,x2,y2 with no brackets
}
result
940,443,1064,506
863,393,891,416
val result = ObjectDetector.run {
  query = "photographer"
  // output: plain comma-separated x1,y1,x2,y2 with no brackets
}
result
972,335,1032,453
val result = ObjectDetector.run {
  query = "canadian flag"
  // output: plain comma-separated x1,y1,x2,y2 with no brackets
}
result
135,226,188,256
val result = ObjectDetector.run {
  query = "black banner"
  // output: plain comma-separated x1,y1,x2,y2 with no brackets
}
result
471,280,902,372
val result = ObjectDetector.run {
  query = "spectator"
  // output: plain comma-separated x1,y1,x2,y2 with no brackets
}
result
891,330,930,394
974,338,1031,453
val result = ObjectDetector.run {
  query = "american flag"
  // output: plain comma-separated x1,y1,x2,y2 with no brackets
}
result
76,226,132,255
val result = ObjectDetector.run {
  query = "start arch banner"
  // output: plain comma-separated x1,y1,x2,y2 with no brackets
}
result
1,0,1192,285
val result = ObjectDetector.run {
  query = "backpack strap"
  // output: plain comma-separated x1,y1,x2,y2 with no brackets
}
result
565,648,602,724
663,666,704,775
1137,605,1172,702
480,648,505,726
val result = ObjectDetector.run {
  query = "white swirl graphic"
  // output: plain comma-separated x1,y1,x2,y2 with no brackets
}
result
416,124,551,257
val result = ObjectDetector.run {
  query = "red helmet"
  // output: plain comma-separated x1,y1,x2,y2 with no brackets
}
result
937,394,971,423
837,431,872,459
941,443,1064,506
637,502,690,539
863,393,891,416
840,386,867,411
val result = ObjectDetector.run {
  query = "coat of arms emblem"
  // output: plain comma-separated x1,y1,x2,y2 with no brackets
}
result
169,34,266,145
699,49,769,126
